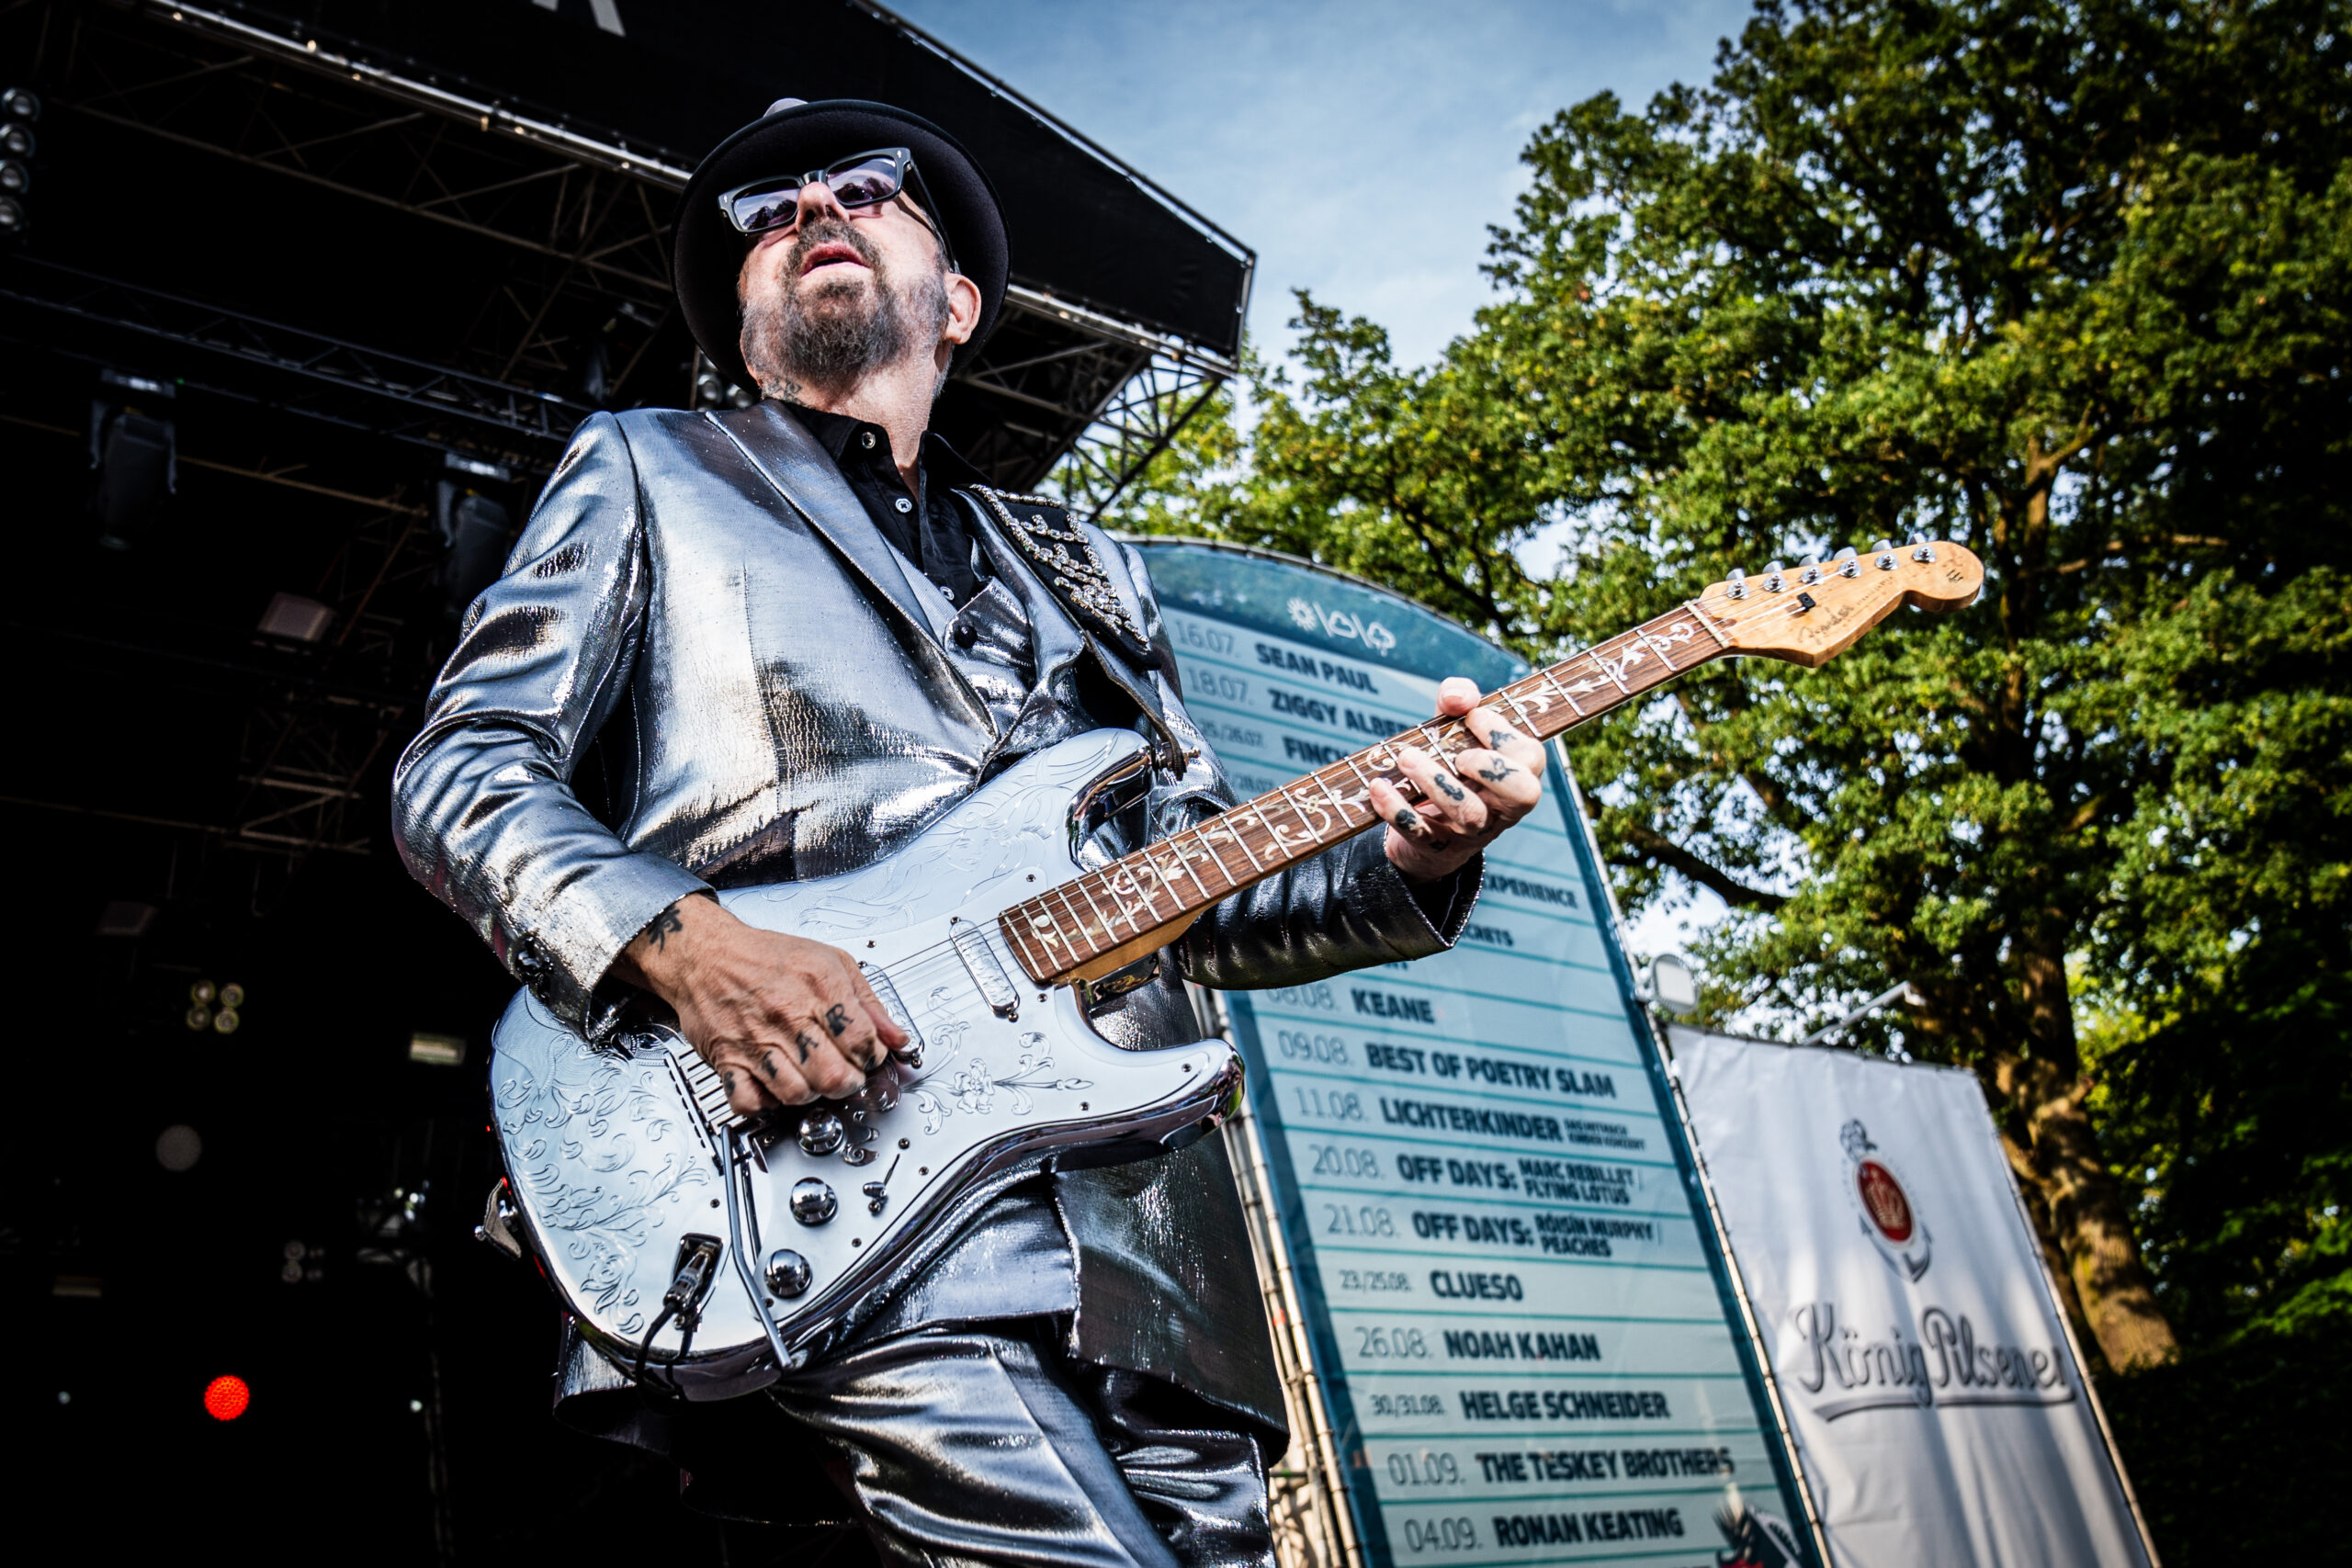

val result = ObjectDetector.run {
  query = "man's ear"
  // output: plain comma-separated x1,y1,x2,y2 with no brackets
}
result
941,271,983,348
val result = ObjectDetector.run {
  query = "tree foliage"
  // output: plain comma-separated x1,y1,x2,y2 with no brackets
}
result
1102,0,2352,1374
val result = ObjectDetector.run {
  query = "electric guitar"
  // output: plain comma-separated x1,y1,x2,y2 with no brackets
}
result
480,539,1984,1398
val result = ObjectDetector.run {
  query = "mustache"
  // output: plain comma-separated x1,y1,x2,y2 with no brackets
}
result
786,217,882,277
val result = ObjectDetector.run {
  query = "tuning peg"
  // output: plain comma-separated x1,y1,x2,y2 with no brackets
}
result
1911,533,1939,563
1873,538,1897,570
1835,545,1860,578
1724,568,1748,602
1799,554,1824,586
1762,560,1785,592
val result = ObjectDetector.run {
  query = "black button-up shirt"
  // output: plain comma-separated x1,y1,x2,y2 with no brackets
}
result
795,406,992,609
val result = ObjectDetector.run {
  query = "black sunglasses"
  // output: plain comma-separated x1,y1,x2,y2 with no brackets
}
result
718,147,956,270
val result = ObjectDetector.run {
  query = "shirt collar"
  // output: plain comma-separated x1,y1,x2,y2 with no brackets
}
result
783,402,990,493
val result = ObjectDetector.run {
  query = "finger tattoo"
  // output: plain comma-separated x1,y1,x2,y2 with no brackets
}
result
759,1053,783,1082
1431,772,1466,803
1394,806,1423,834
824,1003,851,1038
1478,761,1516,784
797,1030,826,1065
1488,728,1515,750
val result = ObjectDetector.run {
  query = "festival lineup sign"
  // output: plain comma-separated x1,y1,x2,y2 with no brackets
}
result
1129,541,1815,1568
1671,1032,2157,1568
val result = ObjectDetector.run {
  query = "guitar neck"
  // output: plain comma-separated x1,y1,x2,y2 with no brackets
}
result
999,598,1732,986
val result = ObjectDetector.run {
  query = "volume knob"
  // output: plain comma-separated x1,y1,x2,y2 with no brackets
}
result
764,1248,811,1298
790,1178,838,1225
797,1111,845,1156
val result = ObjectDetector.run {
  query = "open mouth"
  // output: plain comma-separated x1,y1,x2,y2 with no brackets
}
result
799,241,869,276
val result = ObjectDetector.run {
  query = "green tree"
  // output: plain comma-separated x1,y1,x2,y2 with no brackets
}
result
1109,0,2352,1375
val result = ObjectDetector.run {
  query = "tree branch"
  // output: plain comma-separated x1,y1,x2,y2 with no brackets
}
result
1611,823,1789,912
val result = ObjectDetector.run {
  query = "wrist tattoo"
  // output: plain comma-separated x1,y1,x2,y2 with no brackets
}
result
643,905,685,952
1431,772,1465,802
824,1004,851,1038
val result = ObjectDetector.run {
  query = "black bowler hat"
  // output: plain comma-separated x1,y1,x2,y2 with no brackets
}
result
673,96,1010,395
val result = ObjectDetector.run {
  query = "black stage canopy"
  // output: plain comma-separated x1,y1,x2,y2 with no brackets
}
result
171,0,1252,360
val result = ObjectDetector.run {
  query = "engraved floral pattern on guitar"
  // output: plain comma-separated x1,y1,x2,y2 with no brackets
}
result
494,1041,713,1335
910,1032,1093,1134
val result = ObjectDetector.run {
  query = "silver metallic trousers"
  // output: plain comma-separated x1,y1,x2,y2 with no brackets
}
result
688,1322,1276,1568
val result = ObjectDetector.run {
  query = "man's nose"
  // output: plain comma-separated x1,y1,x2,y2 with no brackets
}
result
796,178,851,230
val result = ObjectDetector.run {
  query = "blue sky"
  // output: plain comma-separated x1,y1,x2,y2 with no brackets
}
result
889,0,1755,968
888,0,1754,369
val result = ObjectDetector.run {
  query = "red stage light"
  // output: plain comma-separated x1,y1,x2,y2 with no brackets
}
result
203,1375,250,1421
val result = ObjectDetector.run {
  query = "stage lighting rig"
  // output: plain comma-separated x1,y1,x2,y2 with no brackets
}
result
185,978,245,1035
88,368,178,551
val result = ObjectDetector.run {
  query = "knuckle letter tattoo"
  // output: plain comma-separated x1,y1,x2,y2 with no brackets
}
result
824,1003,851,1038
797,1030,826,1065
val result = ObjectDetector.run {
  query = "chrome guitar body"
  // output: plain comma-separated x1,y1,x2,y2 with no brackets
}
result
486,729,1243,1400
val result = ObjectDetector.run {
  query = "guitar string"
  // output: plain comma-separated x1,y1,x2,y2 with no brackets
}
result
796,573,1827,1013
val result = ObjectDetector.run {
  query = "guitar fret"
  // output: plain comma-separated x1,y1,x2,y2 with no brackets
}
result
1306,765,1359,822
1192,824,1244,892
1072,874,1126,941
1592,647,1634,695
1685,601,1732,649
1136,848,1186,909
1225,809,1269,874
1052,885,1102,953
1276,784,1327,846
1634,628,1679,673
1002,907,1052,976
1539,668,1587,718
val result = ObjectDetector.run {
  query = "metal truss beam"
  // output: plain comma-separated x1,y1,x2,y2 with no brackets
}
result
1,255,595,461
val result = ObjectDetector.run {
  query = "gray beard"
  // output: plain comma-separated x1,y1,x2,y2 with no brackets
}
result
741,220,952,400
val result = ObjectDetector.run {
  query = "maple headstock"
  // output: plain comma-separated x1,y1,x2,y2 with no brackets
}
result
1702,539,1984,667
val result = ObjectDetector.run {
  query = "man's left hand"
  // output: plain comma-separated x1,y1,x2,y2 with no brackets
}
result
1372,676,1548,885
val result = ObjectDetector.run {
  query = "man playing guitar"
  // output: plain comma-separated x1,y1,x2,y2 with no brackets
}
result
394,96,1548,1566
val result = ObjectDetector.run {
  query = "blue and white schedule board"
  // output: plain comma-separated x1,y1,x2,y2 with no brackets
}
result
1129,541,1814,1568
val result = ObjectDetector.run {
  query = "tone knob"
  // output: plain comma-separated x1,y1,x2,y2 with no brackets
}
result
797,1111,845,1156
764,1248,811,1298
790,1178,838,1225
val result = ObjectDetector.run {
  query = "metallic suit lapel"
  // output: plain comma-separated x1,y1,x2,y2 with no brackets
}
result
704,401,934,638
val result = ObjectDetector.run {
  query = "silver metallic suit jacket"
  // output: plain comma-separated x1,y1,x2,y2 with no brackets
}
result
391,401,1476,1437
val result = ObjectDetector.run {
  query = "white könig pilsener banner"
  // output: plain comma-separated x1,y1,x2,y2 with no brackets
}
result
1672,1032,2155,1568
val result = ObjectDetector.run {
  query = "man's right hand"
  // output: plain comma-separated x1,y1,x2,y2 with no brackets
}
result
612,895,909,1118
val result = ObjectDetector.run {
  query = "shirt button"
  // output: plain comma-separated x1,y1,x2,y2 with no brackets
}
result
895,497,913,513
861,431,877,450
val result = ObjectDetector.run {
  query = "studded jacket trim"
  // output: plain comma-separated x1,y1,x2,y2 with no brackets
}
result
965,485,1160,670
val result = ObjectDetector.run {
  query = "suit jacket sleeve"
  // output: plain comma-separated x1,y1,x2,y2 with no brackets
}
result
1104,538,1481,992
391,412,710,1040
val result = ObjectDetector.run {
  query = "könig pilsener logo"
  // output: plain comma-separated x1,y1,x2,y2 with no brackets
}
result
1841,1119,1931,1281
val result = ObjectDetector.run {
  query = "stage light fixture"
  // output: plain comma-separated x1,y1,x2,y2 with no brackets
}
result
190,980,216,1005
95,900,157,937
202,1375,250,1423
256,591,334,643
0,89,33,243
435,453,515,621
155,1123,203,1172
1648,952,1701,1016
89,370,178,550
409,1032,466,1066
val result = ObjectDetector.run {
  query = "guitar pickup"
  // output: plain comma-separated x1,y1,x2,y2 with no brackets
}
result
951,925,1020,1020
861,964,926,1066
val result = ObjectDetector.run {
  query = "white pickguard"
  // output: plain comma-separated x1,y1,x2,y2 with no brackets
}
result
487,729,1242,1399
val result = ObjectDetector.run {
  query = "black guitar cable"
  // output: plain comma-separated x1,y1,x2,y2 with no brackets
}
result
632,1237,721,1393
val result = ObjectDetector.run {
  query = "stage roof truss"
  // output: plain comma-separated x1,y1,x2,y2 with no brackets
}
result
29,0,1238,498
